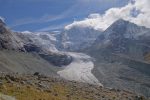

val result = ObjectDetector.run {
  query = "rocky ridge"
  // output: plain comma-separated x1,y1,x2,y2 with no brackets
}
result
0,19,24,51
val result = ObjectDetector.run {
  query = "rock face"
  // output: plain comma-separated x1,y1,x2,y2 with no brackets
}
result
0,19,24,51
87,19,150,97
60,26,101,51
39,52,72,67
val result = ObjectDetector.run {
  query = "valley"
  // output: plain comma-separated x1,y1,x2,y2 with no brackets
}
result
0,17,150,99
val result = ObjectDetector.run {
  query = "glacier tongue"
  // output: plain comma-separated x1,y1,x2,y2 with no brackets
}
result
57,52,103,86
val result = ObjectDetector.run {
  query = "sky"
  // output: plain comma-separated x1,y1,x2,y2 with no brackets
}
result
0,0,129,32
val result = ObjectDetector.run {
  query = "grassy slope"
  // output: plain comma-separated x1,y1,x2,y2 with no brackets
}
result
0,74,145,100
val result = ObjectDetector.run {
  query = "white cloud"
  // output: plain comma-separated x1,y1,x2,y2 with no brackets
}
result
131,0,150,28
65,0,150,31
10,2,79,28
37,22,70,32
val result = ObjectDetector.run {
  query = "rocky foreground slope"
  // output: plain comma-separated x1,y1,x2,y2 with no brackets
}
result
0,73,148,100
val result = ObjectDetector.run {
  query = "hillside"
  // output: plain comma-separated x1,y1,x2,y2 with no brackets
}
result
0,50,59,76
0,73,147,100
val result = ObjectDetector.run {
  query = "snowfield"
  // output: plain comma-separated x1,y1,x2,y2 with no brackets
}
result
57,52,103,86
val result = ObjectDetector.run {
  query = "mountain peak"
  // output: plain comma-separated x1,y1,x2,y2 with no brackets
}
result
95,18,150,42
111,19,130,27
0,19,3,23
103,19,132,37
0,18,5,25
115,19,128,23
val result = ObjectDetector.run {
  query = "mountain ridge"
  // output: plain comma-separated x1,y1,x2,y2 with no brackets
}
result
86,19,150,97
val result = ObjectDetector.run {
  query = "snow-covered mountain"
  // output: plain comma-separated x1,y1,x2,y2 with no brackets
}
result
15,24,103,52
87,19,150,97
16,31,61,52
60,25,102,51
101,19,150,40
92,19,150,60
15,31,73,67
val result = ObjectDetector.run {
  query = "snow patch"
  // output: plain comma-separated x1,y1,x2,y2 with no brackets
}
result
21,31,32,34
0,16,5,23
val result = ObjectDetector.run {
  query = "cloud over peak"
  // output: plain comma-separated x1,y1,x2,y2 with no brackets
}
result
65,0,150,31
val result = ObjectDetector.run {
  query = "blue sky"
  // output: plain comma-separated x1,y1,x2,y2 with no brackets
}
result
0,0,129,32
